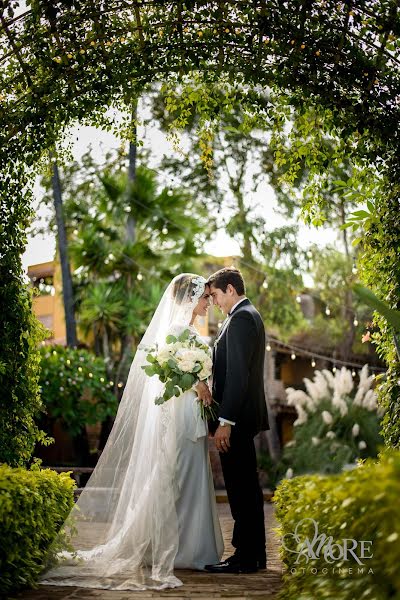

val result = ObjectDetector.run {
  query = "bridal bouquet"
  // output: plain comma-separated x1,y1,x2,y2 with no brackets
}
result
142,328,218,420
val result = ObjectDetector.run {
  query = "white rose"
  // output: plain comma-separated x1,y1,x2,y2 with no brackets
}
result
177,358,196,372
358,440,367,450
198,365,212,380
285,468,294,479
157,348,172,366
326,431,336,439
352,423,360,437
312,436,320,446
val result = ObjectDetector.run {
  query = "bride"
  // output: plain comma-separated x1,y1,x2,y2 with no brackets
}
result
39,273,224,591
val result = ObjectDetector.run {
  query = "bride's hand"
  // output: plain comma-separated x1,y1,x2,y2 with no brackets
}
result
195,381,212,406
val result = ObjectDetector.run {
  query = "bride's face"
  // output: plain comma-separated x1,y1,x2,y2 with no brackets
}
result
193,285,211,318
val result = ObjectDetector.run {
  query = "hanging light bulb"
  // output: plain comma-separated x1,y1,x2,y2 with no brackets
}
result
371,373,376,379
352,263,358,275
352,370,356,377
217,321,222,328
332,365,337,373
262,280,268,289
291,352,296,360
266,343,271,351
353,317,359,326
162,225,168,235
311,358,316,368
325,306,331,316
296,295,302,303
137,272,143,281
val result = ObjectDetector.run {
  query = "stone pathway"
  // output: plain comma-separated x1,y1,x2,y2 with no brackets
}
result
15,504,283,600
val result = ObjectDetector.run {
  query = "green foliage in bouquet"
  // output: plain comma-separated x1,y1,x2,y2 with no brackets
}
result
279,366,384,478
39,345,118,437
142,328,218,420
274,449,400,600
0,462,75,595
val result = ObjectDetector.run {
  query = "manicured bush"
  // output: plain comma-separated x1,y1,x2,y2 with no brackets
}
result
0,277,53,467
273,450,400,599
0,463,75,595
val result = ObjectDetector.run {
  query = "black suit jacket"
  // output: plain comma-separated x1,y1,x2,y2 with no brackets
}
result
211,299,269,436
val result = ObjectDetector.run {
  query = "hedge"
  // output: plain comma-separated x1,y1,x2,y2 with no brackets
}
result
0,463,75,596
273,450,400,600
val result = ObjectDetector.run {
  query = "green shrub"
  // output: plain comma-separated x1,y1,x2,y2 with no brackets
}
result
39,345,118,437
273,449,400,599
280,365,384,478
0,276,53,466
0,463,75,595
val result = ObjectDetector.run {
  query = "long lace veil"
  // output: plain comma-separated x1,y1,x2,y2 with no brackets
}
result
39,273,207,591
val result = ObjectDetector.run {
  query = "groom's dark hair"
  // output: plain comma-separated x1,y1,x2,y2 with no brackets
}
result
207,267,246,295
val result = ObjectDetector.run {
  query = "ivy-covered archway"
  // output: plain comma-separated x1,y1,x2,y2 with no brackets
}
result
1,0,399,465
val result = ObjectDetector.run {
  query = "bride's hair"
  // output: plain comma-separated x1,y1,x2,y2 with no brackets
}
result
172,273,201,304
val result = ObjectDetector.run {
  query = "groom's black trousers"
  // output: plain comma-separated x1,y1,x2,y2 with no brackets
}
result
219,427,266,564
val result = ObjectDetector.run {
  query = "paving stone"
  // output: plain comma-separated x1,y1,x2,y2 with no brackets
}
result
14,504,282,600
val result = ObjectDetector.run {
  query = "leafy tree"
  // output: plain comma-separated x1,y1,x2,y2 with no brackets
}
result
37,148,212,389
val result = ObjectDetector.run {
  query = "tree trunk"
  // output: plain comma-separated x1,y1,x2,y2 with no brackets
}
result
117,102,138,392
51,154,78,348
339,199,355,360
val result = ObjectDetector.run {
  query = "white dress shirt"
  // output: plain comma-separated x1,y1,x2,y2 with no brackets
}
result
218,297,248,427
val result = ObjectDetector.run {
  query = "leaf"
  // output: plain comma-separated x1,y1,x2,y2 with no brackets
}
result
166,335,177,344
353,284,400,332
351,237,362,246
146,353,156,363
144,365,156,376
352,210,370,218
181,373,195,389
167,358,177,369
340,222,355,230
179,329,190,341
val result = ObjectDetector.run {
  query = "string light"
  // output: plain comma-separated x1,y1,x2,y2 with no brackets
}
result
266,336,386,374
291,352,296,360
332,365,337,373
352,263,358,275
352,370,356,377
118,382,123,388
137,272,143,281
266,343,271,351
162,225,168,235
311,358,316,367
353,317,359,326
325,306,331,316
296,295,302,303
112,169,363,322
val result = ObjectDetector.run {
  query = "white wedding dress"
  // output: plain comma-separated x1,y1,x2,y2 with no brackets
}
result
38,275,223,591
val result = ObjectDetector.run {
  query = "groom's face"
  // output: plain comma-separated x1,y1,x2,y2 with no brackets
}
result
209,284,234,315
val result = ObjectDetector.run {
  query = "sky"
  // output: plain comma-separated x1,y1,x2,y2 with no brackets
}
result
22,101,338,277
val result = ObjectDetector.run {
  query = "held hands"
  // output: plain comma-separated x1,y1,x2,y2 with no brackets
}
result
195,380,212,407
214,424,231,453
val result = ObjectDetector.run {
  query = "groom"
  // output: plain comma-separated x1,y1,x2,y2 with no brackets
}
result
204,267,269,574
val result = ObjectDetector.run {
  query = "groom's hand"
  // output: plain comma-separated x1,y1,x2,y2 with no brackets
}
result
195,381,212,406
214,424,231,452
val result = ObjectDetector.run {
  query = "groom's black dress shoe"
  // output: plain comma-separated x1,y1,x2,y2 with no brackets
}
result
219,553,267,570
204,556,260,574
